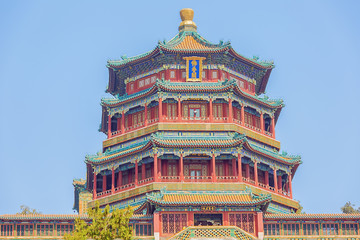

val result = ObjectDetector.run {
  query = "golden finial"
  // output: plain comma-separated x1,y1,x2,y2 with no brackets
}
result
179,8,197,32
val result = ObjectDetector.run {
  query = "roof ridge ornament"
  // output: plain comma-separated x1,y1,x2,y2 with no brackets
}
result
179,8,197,32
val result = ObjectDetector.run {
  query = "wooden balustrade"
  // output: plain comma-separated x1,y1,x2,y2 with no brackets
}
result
138,177,154,185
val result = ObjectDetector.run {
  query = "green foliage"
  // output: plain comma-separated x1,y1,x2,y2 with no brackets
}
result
294,200,305,214
64,203,133,240
17,205,41,215
341,202,360,214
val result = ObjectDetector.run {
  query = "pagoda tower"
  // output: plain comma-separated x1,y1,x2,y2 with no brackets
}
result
74,8,302,240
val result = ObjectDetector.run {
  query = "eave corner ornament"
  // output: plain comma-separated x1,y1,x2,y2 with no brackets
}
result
184,56,206,82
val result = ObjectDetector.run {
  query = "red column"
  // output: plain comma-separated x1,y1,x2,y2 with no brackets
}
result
273,168,278,193
223,212,229,226
153,154,158,181
180,154,184,181
117,118,121,132
271,117,276,138
265,171,269,186
288,174,293,198
134,161,138,186
209,98,213,122
158,158,162,181
260,112,265,134
121,111,125,134
158,98,163,122
237,154,242,182
188,212,194,226
144,103,148,127
154,212,160,240
107,115,112,138
93,172,97,199
102,174,107,192
212,154,216,182
142,163,146,180
111,167,115,194
177,99,181,121
245,164,250,179
256,212,264,239
241,104,245,126
117,171,122,187
254,161,258,186
278,175,282,192
225,161,229,177
232,158,237,176
228,99,233,123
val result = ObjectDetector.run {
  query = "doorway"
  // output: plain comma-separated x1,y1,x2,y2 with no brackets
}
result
194,214,222,226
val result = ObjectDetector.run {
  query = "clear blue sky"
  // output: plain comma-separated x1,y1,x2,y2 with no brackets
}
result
1,0,359,214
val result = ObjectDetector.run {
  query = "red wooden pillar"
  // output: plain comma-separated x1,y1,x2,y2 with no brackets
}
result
117,171,122,187
237,154,242,182
241,104,245,126
144,103,148,127
232,158,237,176
142,163,146,180
223,212,229,226
288,174,293,198
271,117,276,138
254,161,258,186
260,112,265,134
154,212,160,240
211,154,216,182
273,168,278,193
158,158,162,181
225,161,229,177
188,212,194,226
102,174,107,192
228,99,233,123
117,118,121,132
179,154,184,181
245,164,250,179
154,154,158,181
111,167,115,194
93,172,97,199
278,175,282,192
107,115,112,138
121,111,125,134
177,99,181,121
256,212,264,239
209,98,213,122
265,171,269,186
158,98,163,122
134,161,138,186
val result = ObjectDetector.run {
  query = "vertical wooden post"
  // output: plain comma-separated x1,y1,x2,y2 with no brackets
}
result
102,174,107,192
117,118,121,132
154,154,158,181
265,171,269,186
134,161,138,186
278,175,282,192
158,158,162,181
142,163,146,181
254,161,258,186
107,115,112,138
212,154,216,182
179,154,184,181
223,212,229,226
144,103,148,127
158,98,163,122
273,168,278,193
154,212,160,240
225,161,229,177
188,212,194,226
93,172,97,199
117,171,122,187
121,111,125,134
257,212,264,240
111,167,115,194
260,112,265,134
209,98,213,122
245,164,250,179
177,98,181,121
228,99,233,123
238,154,242,182
241,104,245,126
232,158,237,176
271,117,276,138
288,174,293,198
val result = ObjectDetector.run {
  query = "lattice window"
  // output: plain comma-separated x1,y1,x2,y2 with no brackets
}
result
135,224,152,236
169,214,175,233
139,80,145,87
170,71,175,78
151,76,156,83
162,214,168,233
182,71,186,79
216,162,224,176
168,163,177,176
184,165,189,176
162,214,187,234
37,224,53,236
16,224,33,236
342,223,358,235
248,214,254,233
303,223,319,235
242,214,248,232
182,214,187,229
145,78,150,85
201,164,208,176
1,224,13,236
202,71,206,78
264,224,280,236
175,214,181,232
212,71,218,79
229,213,254,234
184,105,188,118
283,223,299,235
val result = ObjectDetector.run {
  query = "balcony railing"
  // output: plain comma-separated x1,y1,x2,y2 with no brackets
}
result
232,118,242,125
160,176,180,182
244,122,261,132
114,183,135,192
138,177,154,185
96,189,112,198
216,176,238,182
111,130,122,137
184,176,212,182
213,117,228,121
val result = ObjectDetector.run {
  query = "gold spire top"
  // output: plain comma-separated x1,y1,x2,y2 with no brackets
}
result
179,8,197,32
